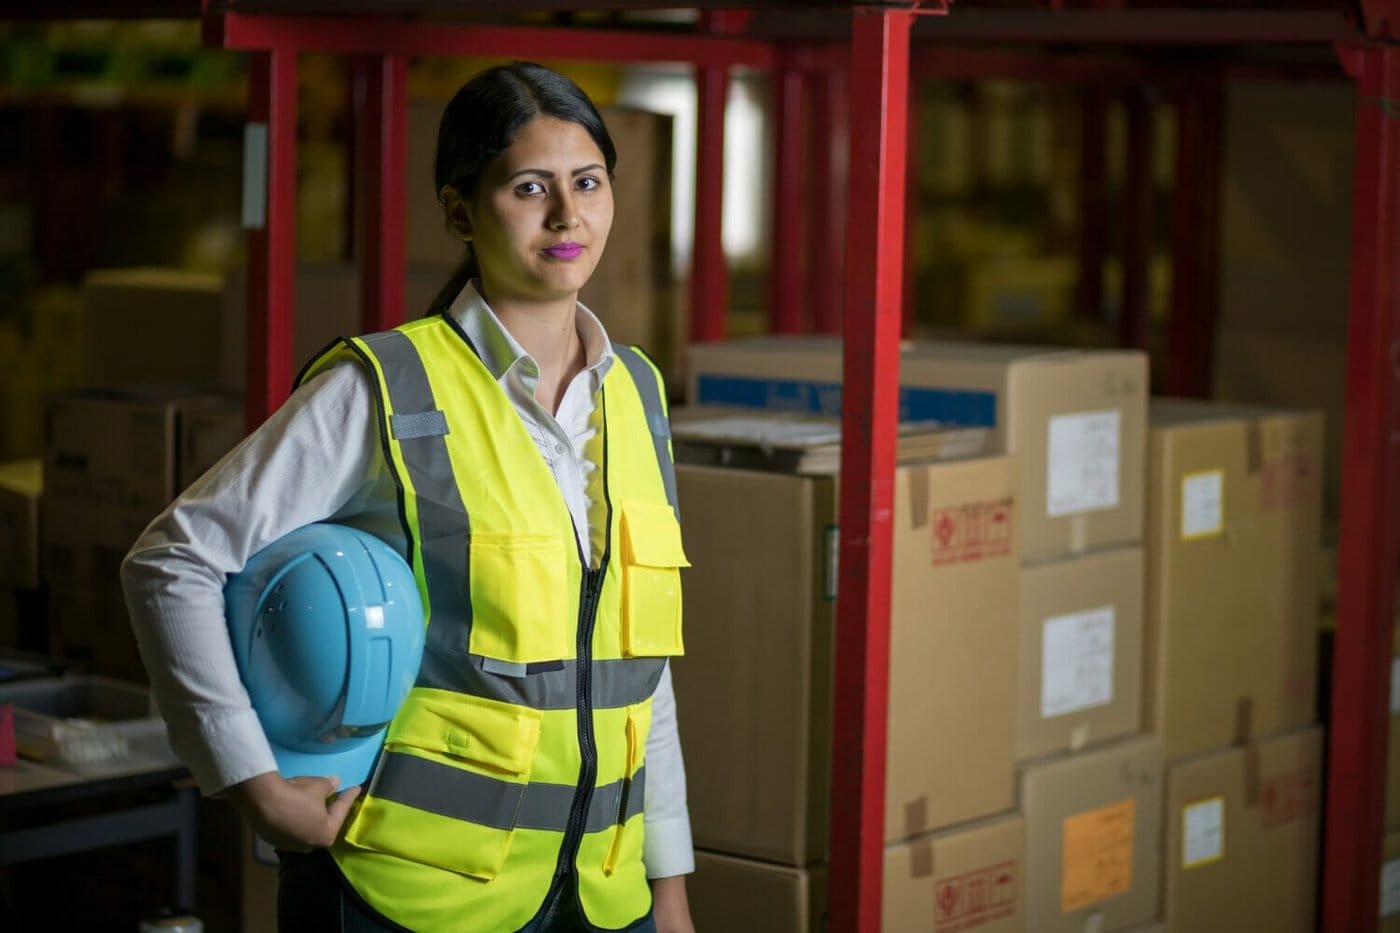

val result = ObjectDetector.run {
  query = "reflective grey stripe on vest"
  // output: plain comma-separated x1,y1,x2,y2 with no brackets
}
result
419,651,667,712
614,345,680,520
358,331,476,671
374,751,647,834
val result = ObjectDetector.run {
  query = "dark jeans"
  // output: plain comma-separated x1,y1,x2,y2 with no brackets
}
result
276,849,657,933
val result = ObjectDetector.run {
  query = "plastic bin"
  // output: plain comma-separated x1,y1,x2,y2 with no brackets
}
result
0,675,178,773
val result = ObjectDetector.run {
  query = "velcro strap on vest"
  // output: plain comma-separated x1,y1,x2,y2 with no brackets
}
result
391,409,449,439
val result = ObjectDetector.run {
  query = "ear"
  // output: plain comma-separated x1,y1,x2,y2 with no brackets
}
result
438,185,472,242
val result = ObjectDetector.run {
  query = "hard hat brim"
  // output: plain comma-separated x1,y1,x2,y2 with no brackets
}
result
271,733,384,788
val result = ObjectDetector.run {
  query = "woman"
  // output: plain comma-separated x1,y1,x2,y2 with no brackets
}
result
122,62,695,933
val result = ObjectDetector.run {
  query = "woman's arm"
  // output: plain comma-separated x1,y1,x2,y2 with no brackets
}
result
121,362,388,797
642,662,695,930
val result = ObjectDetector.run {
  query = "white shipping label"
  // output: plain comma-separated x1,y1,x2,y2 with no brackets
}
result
1382,860,1400,917
1046,410,1121,518
1182,797,1225,869
1041,606,1116,718
1181,470,1225,540
1391,658,1400,715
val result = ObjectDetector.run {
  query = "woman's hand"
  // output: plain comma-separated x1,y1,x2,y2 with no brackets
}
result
650,875,695,933
226,771,362,852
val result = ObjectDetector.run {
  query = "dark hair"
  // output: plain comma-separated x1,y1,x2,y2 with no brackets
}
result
425,61,617,316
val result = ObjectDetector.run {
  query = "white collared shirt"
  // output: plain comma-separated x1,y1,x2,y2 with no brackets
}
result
121,281,693,878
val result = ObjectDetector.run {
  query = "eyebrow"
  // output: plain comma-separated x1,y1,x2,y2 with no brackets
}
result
506,164,606,181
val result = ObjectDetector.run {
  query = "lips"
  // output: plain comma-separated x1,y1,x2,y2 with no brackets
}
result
543,242,584,260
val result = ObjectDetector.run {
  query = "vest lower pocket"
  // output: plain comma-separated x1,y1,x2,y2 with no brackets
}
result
619,501,689,658
345,690,543,880
469,531,570,663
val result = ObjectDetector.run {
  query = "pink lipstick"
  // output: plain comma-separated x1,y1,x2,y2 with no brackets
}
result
543,242,583,260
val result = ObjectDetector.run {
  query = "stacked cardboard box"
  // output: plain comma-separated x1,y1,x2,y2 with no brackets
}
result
40,386,243,680
671,411,1023,930
1145,400,1324,930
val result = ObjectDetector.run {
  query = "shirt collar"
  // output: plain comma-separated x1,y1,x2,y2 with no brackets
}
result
446,279,615,385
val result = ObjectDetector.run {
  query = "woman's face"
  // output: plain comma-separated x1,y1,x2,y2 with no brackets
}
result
462,115,613,308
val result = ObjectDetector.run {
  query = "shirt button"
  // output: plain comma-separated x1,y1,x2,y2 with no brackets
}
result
555,443,567,454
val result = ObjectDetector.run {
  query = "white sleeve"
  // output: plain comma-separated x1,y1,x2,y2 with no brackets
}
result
120,362,383,796
641,661,695,878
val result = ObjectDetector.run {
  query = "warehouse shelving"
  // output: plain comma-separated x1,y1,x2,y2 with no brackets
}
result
6,2,1397,930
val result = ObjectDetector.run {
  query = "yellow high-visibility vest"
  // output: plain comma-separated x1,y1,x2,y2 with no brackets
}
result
298,314,687,932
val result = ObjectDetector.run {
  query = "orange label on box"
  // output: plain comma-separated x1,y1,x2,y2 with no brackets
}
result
1060,798,1135,913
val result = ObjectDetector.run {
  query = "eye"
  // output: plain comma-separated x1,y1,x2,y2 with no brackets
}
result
515,180,545,196
575,176,602,192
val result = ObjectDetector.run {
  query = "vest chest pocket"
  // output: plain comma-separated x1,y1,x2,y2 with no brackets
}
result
468,531,570,663
345,690,542,880
619,501,689,657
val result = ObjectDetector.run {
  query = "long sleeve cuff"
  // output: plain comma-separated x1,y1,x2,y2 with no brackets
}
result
643,813,696,879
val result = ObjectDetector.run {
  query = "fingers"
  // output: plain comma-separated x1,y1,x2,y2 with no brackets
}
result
326,784,362,832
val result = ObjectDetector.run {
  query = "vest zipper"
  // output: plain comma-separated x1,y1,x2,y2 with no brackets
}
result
541,564,607,920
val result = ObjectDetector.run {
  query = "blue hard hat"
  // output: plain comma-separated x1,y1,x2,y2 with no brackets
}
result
224,523,425,787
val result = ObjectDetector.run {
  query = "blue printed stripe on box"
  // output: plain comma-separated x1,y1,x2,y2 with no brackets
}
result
695,375,996,427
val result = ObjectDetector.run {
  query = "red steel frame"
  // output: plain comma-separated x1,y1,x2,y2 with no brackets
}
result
356,54,409,334
208,6,1400,932
1322,41,1400,933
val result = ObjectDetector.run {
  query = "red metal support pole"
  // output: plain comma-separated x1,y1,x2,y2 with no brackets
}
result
243,47,298,431
769,64,807,334
1076,87,1109,321
1120,84,1154,350
691,60,730,342
1321,43,1400,933
903,76,921,338
810,67,849,334
1165,72,1223,398
357,54,409,332
832,9,913,932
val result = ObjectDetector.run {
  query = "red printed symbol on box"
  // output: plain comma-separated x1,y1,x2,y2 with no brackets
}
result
1261,768,1317,827
932,499,1014,567
933,859,1017,931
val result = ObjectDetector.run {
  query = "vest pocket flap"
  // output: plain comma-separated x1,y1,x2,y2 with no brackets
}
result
389,689,542,778
621,500,690,568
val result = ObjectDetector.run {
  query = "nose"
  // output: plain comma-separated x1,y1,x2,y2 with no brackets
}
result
548,189,579,231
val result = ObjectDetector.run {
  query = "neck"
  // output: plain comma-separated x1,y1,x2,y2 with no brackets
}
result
482,287,587,414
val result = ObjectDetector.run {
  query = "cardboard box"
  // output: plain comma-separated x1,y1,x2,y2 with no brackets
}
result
691,814,1025,933
1016,545,1145,761
1163,726,1322,933
1384,830,1400,931
885,813,1025,933
81,268,226,389
1145,401,1322,760
686,337,1147,559
0,459,41,589
674,425,1018,865
44,386,242,520
1018,734,1163,933
177,395,245,492
690,851,828,933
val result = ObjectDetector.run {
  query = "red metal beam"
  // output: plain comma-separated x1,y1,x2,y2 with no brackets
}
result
770,65,807,334
1120,84,1155,351
911,46,1149,84
210,12,776,68
357,54,408,332
690,14,732,343
1321,43,1400,933
243,48,298,431
1165,72,1223,398
832,9,913,932
810,67,848,335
